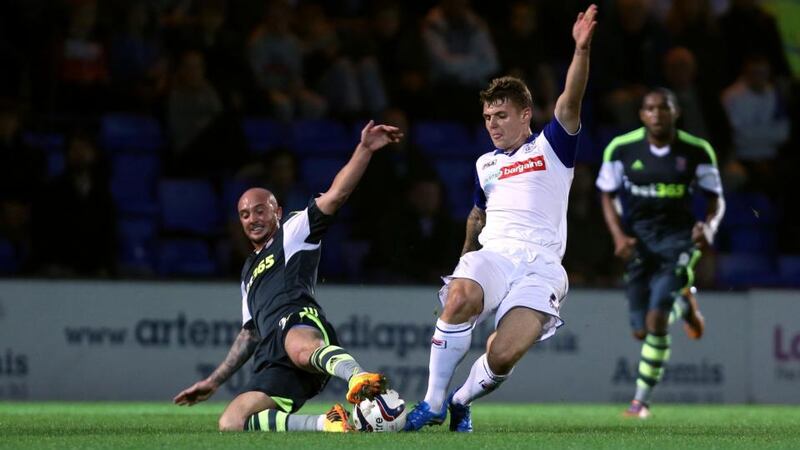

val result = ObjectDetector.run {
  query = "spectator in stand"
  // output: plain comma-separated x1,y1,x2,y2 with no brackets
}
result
237,148,310,214
492,0,557,125
248,0,326,120
365,176,461,284
167,49,246,179
350,108,436,240
362,1,431,118
0,100,46,272
421,0,499,119
593,0,669,129
662,47,731,153
108,1,168,111
55,0,109,114
721,54,790,194
664,0,729,98
719,0,791,87
33,131,115,277
296,3,388,118
177,0,249,111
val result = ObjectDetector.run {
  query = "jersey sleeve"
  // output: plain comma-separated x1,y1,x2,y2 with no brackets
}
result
281,197,333,263
680,130,723,196
596,142,624,193
542,117,581,168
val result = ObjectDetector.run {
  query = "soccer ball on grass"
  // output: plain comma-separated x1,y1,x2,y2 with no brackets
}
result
352,389,407,432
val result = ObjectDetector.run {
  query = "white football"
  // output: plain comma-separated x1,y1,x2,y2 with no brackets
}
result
352,389,408,432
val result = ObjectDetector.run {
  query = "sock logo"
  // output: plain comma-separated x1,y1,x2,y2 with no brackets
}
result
478,379,500,393
431,337,447,349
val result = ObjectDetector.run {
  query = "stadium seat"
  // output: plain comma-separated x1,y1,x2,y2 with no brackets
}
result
111,153,160,216
101,113,164,153
290,119,351,156
317,222,348,279
778,255,800,287
725,226,778,255
22,131,66,178
723,192,778,227
413,121,476,158
242,117,288,154
0,239,18,274
221,178,251,221
117,217,158,275
157,238,217,276
158,179,220,236
716,253,779,288
299,157,348,195
434,159,477,220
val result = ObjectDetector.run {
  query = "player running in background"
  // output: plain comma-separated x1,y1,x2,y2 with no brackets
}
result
404,4,597,433
174,121,402,432
596,88,725,418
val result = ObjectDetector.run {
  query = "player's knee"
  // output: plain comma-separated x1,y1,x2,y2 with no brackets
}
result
486,345,522,375
218,413,245,432
443,283,482,320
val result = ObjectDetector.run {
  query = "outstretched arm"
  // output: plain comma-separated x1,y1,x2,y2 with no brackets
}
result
554,4,597,133
173,326,259,406
315,120,403,215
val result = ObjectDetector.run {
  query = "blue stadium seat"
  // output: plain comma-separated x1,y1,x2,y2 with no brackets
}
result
117,217,157,275
157,238,217,276
242,117,288,154
290,119,351,156
716,253,779,288
0,239,18,274
778,255,800,287
111,153,160,216
23,132,66,177
413,121,476,158
158,179,220,236
221,178,251,221
101,113,164,153
725,226,778,255
299,157,347,195
317,222,348,279
723,192,778,227
434,159,477,220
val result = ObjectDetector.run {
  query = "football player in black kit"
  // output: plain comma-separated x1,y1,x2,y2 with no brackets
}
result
595,88,725,418
174,120,403,432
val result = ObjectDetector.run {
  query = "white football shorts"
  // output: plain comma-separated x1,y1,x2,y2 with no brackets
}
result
438,245,568,342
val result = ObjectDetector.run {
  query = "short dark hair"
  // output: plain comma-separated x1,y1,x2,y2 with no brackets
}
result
642,87,679,111
479,76,533,110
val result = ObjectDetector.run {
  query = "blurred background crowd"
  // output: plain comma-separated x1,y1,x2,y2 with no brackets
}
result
0,0,798,288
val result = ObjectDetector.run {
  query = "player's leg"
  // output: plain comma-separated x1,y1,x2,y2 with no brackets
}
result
622,255,658,418
627,252,691,418
238,365,353,432
405,250,512,431
448,260,567,432
670,249,704,339
282,308,385,404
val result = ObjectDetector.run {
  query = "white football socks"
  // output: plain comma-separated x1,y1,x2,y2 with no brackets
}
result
452,353,510,406
423,319,473,413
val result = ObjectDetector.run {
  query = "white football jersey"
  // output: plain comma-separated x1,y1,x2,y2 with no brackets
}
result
474,118,580,259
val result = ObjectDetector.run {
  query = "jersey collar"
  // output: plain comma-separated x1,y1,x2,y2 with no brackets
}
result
493,133,536,156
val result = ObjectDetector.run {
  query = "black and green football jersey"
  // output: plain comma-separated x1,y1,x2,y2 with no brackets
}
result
595,128,722,236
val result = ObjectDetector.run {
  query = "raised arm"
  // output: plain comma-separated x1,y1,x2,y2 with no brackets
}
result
554,4,597,133
173,325,259,406
315,121,403,215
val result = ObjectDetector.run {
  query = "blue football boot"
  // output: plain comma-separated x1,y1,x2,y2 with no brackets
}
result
447,391,473,432
403,400,446,431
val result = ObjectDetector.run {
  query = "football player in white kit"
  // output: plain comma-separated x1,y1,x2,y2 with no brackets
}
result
404,4,598,432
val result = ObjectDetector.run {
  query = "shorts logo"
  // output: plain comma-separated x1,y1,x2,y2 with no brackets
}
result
278,316,288,330
431,338,447,349
549,293,560,312
499,155,546,179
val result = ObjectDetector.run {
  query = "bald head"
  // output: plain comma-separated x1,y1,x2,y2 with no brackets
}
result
237,187,281,249
238,187,276,211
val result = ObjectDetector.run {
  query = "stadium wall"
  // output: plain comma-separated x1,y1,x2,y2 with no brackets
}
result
0,281,797,404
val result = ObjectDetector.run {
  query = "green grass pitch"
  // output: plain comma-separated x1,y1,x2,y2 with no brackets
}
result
1,402,799,449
